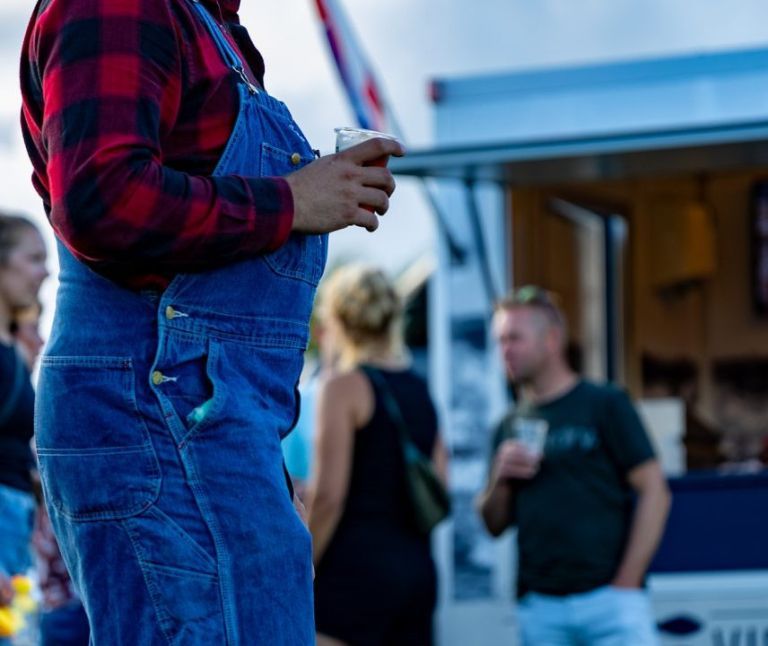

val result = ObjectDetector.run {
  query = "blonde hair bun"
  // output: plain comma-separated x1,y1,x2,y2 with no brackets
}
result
323,264,402,346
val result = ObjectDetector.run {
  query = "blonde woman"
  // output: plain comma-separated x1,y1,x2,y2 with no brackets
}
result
309,265,448,646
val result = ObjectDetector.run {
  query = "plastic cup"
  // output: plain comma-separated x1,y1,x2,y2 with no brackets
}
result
334,126,399,167
513,417,549,459
335,127,399,213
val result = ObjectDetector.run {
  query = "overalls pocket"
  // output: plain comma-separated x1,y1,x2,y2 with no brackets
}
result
260,142,327,286
35,356,161,521
153,337,227,447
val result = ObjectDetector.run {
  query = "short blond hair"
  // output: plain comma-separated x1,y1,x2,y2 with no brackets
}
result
319,264,405,369
495,285,568,335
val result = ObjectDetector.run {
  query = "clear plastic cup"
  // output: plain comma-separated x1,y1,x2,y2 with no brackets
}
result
334,126,400,166
513,417,549,459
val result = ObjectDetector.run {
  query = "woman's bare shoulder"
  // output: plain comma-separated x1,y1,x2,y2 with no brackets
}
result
318,368,374,426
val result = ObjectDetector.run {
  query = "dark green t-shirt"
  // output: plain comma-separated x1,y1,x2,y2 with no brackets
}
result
490,380,655,598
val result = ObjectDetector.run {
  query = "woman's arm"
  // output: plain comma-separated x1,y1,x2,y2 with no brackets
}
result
307,371,370,564
431,434,449,487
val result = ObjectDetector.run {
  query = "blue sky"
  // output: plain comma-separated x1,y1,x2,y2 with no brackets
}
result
2,0,768,326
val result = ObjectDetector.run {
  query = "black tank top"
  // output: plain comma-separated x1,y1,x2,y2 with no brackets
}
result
315,366,440,642
0,344,35,492
339,366,439,529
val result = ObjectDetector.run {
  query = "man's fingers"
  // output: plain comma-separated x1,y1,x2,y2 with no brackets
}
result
351,208,379,232
340,137,405,165
285,143,402,234
357,187,390,215
344,207,379,231
359,165,396,196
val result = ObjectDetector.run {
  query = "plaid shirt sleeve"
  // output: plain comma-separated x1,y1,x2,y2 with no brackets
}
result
21,0,294,288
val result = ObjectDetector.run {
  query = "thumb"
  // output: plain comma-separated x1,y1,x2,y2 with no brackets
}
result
340,137,405,165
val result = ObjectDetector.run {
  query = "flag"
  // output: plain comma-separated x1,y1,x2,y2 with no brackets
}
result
313,0,388,132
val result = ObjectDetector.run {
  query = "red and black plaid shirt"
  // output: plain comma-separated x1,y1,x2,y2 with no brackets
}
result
20,0,294,290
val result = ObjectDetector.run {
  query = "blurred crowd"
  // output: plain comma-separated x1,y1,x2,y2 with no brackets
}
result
0,211,671,645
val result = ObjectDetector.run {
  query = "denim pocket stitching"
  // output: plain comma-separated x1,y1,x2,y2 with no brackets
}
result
40,355,132,368
261,235,324,286
259,141,325,287
143,505,218,574
37,443,154,457
163,324,309,350
122,518,177,644
139,562,219,582
36,357,162,521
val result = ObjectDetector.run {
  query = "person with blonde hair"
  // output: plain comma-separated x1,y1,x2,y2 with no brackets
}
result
309,264,448,646
0,214,48,645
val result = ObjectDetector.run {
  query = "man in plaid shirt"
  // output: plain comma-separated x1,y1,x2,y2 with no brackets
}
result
21,0,403,642
21,0,400,289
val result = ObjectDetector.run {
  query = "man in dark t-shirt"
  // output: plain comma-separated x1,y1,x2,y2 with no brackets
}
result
478,286,670,645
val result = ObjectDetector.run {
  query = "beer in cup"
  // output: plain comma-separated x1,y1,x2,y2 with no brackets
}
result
334,126,400,167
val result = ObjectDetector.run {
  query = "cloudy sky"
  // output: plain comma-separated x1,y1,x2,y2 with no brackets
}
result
2,0,768,316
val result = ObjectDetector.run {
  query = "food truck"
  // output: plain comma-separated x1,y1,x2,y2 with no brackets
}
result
391,47,768,645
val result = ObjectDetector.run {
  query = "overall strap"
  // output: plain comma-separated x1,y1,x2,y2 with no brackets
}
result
188,0,259,94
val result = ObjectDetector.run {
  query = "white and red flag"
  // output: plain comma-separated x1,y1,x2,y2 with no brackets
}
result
313,0,388,132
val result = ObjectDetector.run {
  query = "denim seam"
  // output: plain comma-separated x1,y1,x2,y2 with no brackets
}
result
139,561,219,582
40,356,132,367
51,497,156,523
174,442,239,644
37,442,154,457
163,310,310,327
150,323,238,642
261,252,323,286
145,505,218,573
123,518,176,645
159,324,308,350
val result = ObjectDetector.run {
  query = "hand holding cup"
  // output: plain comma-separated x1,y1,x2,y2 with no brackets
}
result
285,130,404,234
492,439,541,483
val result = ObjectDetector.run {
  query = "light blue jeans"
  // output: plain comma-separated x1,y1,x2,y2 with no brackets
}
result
0,482,35,577
517,585,659,645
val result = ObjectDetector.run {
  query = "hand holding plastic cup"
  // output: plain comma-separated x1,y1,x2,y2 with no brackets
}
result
513,417,549,460
334,126,400,167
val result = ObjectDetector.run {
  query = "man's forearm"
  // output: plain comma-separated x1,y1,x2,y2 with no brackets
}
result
613,482,671,587
477,481,516,537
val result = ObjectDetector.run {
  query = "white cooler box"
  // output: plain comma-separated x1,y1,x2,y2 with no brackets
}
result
650,571,768,645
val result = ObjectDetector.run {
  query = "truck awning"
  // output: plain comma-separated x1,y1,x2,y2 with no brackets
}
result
389,120,768,185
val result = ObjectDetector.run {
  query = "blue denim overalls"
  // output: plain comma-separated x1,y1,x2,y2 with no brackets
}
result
34,2,326,643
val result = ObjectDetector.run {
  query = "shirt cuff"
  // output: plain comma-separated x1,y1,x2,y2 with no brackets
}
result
258,176,294,252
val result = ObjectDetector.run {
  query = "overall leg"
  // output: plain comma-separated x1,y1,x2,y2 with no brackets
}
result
36,352,228,645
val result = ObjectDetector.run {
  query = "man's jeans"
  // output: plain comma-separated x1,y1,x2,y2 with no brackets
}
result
517,585,659,645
